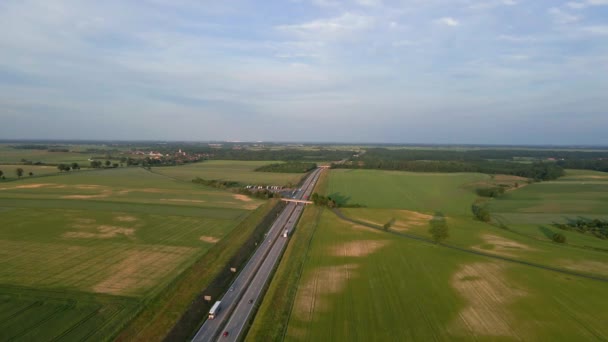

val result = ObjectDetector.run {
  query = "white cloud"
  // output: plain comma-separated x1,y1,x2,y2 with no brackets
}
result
277,12,375,39
498,34,537,42
355,0,382,6
467,0,518,10
582,25,608,35
548,7,581,24
566,0,608,9
310,0,341,7
435,17,460,27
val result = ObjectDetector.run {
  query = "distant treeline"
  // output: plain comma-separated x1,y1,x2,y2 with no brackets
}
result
554,219,608,240
556,159,608,173
255,162,316,173
153,146,354,161
358,148,608,162
10,144,68,152
334,158,565,181
11,144,49,150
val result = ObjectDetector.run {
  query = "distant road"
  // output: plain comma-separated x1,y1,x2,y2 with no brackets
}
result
192,168,322,342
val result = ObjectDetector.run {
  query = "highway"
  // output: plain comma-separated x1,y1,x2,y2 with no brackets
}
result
192,168,322,342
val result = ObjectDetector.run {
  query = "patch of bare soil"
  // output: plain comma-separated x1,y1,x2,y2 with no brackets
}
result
293,264,359,323
63,225,135,239
330,240,390,257
393,210,433,232
450,262,526,337
561,260,608,277
92,247,194,295
61,190,113,199
199,236,220,243
233,194,252,202
472,234,535,257
13,183,54,189
74,184,104,190
115,215,137,222
160,198,206,203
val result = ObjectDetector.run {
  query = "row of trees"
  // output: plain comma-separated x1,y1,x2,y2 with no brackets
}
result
255,162,317,173
192,177,240,189
57,163,80,172
554,219,608,240
471,204,492,222
310,193,338,208
476,186,506,198
90,160,119,168
334,159,565,181
0,168,34,179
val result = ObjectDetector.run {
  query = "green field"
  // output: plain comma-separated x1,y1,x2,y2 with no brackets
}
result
326,169,489,215
0,164,63,180
0,166,262,340
283,210,608,341
154,160,305,186
0,145,96,165
488,169,608,250
254,168,608,341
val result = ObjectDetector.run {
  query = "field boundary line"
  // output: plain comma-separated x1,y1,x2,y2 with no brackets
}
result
331,208,608,283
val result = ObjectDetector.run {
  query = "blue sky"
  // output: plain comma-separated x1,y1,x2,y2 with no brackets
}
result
0,0,607,144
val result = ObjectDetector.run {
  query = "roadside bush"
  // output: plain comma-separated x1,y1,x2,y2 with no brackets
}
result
552,233,567,243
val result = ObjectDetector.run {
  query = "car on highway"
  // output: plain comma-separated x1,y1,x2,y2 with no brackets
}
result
223,331,229,337
229,286,234,292
248,299,253,304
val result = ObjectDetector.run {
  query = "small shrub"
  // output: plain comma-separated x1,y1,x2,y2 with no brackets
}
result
552,233,566,243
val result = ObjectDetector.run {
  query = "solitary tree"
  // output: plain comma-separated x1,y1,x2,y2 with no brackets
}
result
105,160,111,167
71,162,80,170
0,170,3,179
16,168,24,178
28,172,33,176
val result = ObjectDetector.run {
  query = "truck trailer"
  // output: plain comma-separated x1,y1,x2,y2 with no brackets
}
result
208,301,221,319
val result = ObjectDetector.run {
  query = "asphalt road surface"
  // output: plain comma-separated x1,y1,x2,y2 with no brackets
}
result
192,168,322,342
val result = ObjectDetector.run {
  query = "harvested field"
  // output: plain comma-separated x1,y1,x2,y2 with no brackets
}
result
92,247,194,296
0,166,261,339
329,240,390,257
293,264,359,322
450,262,525,338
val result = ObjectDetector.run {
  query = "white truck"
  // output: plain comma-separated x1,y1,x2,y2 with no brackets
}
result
283,229,289,238
208,301,221,319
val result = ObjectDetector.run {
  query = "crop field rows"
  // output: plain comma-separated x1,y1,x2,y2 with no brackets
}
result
0,166,265,340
